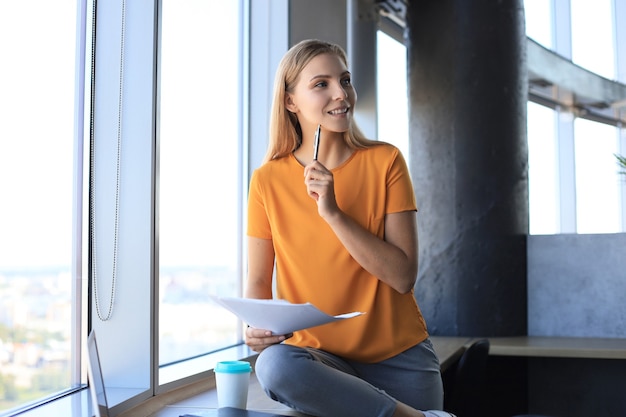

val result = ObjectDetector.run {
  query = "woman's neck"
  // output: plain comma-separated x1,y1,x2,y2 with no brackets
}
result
293,134,353,169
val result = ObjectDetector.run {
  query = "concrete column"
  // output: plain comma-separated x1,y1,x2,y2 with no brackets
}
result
407,0,528,336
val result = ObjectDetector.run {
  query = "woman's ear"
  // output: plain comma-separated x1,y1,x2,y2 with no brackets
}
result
285,93,298,113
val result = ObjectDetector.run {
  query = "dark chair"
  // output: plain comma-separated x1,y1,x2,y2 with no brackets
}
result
444,338,490,417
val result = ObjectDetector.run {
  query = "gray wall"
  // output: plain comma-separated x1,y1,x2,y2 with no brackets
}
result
528,233,626,338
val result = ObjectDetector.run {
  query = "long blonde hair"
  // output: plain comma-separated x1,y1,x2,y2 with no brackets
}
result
263,39,379,163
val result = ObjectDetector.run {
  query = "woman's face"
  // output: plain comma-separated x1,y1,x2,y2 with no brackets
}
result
285,52,356,135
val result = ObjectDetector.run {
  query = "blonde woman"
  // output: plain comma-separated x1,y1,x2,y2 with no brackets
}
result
245,39,453,417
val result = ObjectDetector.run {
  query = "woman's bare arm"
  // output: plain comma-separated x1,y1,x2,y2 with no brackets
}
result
244,236,292,351
324,209,418,294
245,236,275,300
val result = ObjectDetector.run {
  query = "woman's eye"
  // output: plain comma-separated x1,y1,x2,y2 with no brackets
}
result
342,78,352,86
315,81,328,88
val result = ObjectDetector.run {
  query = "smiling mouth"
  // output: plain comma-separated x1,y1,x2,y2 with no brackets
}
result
328,107,349,115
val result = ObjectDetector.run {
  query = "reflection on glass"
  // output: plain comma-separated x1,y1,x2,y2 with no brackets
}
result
159,0,241,366
574,119,621,233
527,102,559,234
376,31,409,165
0,2,77,412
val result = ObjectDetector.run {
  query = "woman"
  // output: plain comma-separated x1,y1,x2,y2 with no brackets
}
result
245,39,454,417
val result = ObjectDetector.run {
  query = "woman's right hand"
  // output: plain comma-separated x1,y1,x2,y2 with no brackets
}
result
245,326,293,352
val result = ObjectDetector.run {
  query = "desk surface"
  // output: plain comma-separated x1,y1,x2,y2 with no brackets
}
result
488,336,626,359
429,336,472,370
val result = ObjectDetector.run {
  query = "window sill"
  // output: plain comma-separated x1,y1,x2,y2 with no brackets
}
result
7,345,256,417
5,389,91,417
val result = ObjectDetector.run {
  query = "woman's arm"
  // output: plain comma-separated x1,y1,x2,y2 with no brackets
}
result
244,236,292,351
325,209,418,294
244,236,275,300
305,162,419,294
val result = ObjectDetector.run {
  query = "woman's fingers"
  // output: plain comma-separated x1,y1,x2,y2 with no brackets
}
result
304,163,334,201
244,327,293,352
303,161,330,181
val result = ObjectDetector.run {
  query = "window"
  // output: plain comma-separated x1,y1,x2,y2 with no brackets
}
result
571,0,616,80
525,0,626,234
0,1,84,413
574,119,622,232
527,102,560,234
158,0,243,368
377,31,410,165
524,0,553,48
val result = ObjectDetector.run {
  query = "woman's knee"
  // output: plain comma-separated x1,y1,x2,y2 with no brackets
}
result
255,344,301,390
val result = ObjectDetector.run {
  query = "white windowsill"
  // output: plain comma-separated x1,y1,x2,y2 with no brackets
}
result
6,389,91,417
8,345,256,417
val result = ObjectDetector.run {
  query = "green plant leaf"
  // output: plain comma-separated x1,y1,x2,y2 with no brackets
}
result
616,153,626,176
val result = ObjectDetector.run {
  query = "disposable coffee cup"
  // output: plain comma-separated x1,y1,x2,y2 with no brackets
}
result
214,360,252,409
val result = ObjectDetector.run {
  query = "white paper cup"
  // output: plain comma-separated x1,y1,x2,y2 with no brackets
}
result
214,360,252,409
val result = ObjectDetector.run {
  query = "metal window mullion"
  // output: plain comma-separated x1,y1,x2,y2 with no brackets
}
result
238,0,250,341
72,0,92,387
552,0,572,59
613,0,626,82
614,0,626,232
556,107,578,233
617,125,626,232
552,0,577,233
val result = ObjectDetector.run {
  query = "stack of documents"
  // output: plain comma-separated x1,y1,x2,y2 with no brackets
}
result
211,296,364,335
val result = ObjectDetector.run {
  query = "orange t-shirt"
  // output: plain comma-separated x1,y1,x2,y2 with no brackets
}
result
247,143,428,362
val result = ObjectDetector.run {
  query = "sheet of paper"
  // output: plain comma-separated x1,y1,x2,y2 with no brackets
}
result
211,296,365,335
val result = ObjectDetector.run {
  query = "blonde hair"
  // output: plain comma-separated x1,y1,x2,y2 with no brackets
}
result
263,39,379,163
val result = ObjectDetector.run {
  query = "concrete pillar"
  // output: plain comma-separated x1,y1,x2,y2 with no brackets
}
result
407,0,528,336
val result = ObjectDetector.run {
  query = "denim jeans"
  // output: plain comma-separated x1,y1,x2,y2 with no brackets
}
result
254,338,443,417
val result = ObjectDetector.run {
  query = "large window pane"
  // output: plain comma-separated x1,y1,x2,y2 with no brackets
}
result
524,0,553,48
527,102,560,234
0,2,78,412
574,119,622,233
159,1,241,367
377,31,409,164
571,0,615,79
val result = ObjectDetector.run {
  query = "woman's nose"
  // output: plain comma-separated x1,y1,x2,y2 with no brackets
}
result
332,82,348,99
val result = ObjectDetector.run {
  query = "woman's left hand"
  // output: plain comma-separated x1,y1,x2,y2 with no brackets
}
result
245,326,293,353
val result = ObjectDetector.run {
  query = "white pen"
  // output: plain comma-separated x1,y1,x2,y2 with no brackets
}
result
313,124,321,161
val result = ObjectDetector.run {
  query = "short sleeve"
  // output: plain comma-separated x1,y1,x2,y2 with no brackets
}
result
247,169,272,239
385,148,418,214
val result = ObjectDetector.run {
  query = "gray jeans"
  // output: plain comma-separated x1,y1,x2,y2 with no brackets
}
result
254,339,443,417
